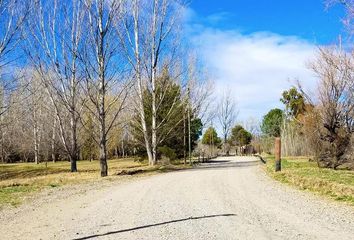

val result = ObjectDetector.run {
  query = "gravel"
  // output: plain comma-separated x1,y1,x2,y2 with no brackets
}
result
1,156,354,240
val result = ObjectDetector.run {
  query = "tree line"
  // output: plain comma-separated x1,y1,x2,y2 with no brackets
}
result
0,0,213,176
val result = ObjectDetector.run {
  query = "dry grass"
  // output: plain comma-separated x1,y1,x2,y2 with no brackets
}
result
0,158,191,207
264,156,354,205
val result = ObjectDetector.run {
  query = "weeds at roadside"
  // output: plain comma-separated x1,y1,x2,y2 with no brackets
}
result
264,156,354,205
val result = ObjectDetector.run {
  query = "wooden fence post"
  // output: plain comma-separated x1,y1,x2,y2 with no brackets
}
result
275,137,281,172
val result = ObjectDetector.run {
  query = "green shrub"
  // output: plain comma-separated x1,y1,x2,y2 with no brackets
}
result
158,146,177,161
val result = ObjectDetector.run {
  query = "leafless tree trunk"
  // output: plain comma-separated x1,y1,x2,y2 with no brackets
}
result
33,106,40,164
187,89,192,164
82,0,128,177
26,72,48,165
183,110,186,164
0,125,4,163
121,139,125,158
51,117,57,163
133,0,153,164
0,86,5,163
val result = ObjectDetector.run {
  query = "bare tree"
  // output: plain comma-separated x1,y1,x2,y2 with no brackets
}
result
0,0,28,71
217,90,238,155
326,0,354,36
120,0,186,165
29,74,44,164
243,117,261,136
185,55,214,125
0,0,29,114
308,46,354,168
81,0,129,176
184,55,214,162
26,0,86,172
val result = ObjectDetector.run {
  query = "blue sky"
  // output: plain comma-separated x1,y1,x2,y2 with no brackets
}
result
189,0,344,44
186,0,346,129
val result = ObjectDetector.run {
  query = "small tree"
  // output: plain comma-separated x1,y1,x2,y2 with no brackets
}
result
131,70,187,160
281,87,306,119
230,125,252,147
261,109,284,137
202,127,221,146
81,114,97,161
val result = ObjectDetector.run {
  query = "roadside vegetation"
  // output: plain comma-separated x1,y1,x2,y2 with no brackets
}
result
0,158,191,207
264,156,354,205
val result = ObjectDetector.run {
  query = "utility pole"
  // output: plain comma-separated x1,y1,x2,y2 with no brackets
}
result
211,122,214,158
187,85,192,165
183,109,186,165
275,137,281,171
121,138,125,158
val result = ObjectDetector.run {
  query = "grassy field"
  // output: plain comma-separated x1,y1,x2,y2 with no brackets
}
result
264,156,354,205
0,158,191,208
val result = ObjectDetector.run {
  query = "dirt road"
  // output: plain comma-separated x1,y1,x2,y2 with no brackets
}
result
1,156,354,240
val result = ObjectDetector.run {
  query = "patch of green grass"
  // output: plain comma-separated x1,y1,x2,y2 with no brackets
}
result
264,156,354,205
0,159,143,208
0,185,38,207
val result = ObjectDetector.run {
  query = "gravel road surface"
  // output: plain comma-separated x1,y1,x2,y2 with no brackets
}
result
1,156,354,240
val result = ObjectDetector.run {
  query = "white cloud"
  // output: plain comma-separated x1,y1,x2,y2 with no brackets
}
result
189,27,318,121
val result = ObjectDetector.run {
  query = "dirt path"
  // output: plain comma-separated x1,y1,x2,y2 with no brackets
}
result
1,156,354,240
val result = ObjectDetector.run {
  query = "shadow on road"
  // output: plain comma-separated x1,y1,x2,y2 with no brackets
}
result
205,160,231,163
72,214,237,240
194,159,262,171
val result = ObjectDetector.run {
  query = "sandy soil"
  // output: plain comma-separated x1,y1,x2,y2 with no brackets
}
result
1,156,354,240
